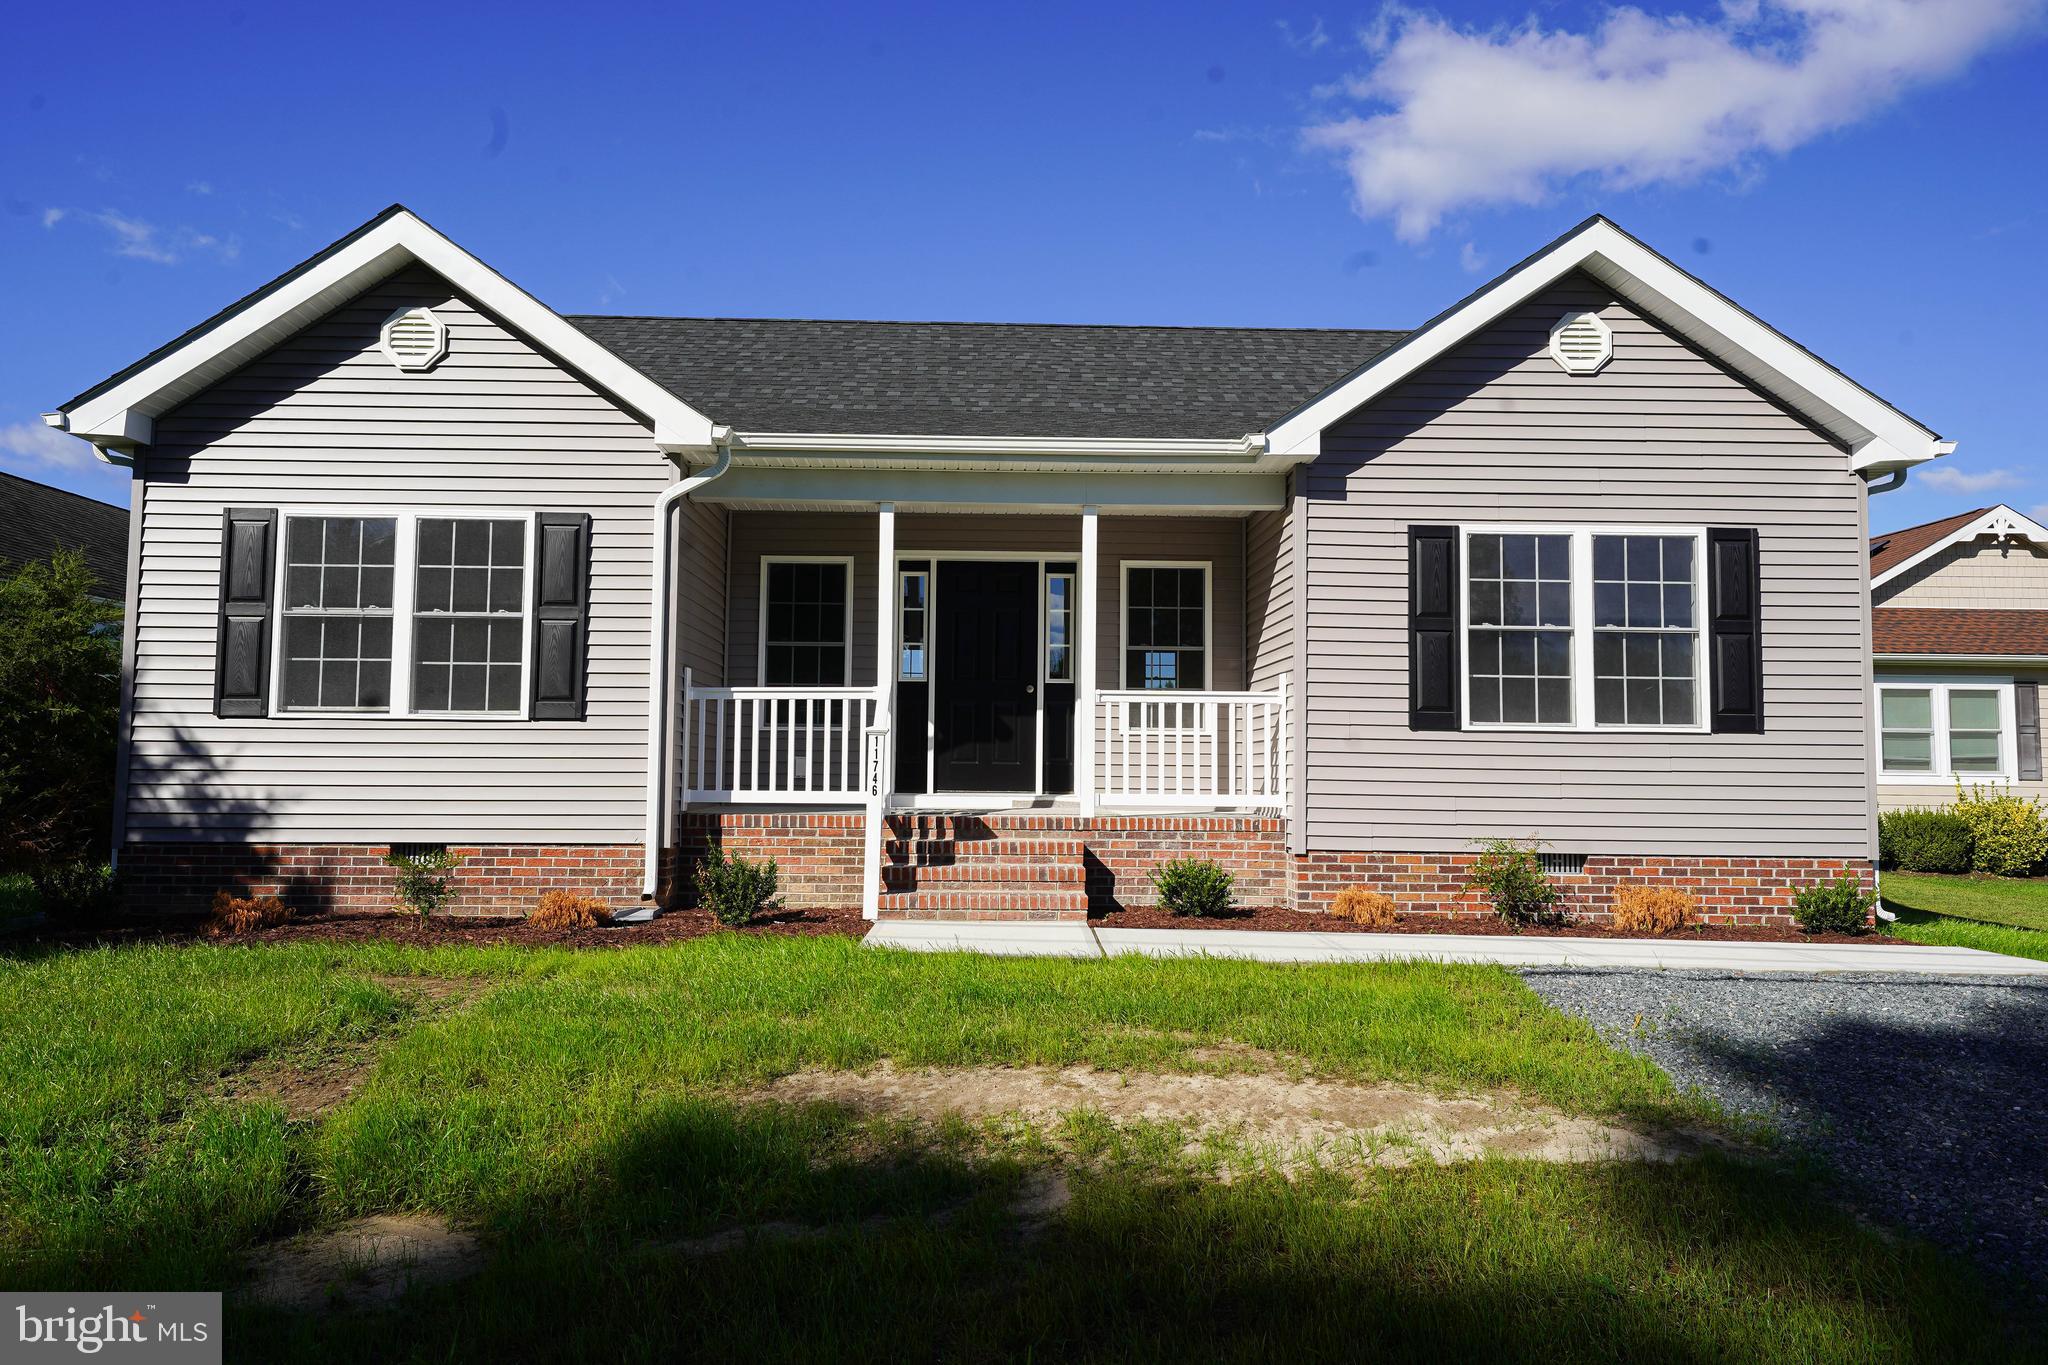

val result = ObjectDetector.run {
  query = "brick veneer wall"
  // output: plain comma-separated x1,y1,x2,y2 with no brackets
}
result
120,842,648,918
1072,815,1290,911
1293,852,1877,927
678,810,866,909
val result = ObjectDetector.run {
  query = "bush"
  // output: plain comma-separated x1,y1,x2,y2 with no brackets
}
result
207,889,291,937
1953,783,2048,877
1151,859,1235,918
1329,886,1398,928
530,889,610,931
30,861,121,921
1467,837,1564,926
1610,884,1696,937
1791,874,1877,935
1877,806,1974,874
383,847,463,919
695,847,779,926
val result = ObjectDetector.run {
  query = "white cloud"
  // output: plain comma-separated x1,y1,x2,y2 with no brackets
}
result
40,207,64,228
186,179,214,195
1916,464,2021,494
1279,17,1331,52
1458,240,1487,273
1305,1,2046,240
92,209,178,263
42,208,244,265
0,421,94,473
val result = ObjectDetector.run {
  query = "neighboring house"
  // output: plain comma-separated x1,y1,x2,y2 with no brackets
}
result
0,469,129,602
1871,504,2048,808
46,207,1952,923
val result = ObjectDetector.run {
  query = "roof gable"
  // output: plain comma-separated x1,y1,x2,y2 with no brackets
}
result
1871,504,2048,589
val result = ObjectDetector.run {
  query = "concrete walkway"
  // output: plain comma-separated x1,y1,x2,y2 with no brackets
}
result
862,920,2048,976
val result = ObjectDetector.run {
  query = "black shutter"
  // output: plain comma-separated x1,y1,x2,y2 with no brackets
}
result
1707,527,1763,734
2018,681,2041,781
214,507,277,718
1409,525,1460,730
531,512,592,720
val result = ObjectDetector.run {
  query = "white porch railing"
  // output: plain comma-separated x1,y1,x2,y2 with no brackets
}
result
1093,680,1288,809
681,673,881,803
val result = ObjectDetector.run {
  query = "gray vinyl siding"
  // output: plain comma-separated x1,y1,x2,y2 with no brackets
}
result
676,497,728,685
1875,665,2048,810
723,511,1245,690
1877,539,2048,609
1245,469,1295,691
127,264,675,843
1302,273,1871,857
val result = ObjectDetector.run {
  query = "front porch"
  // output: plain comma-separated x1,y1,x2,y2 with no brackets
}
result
665,503,1295,918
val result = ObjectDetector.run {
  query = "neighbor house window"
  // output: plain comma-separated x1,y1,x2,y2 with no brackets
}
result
1876,679,2013,781
1045,570,1075,682
1462,526,1705,731
898,569,928,682
276,510,535,717
1122,564,1208,689
280,515,397,711
412,517,528,713
761,558,851,686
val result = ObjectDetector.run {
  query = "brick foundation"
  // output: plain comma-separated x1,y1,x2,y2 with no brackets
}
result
120,842,649,918
1293,851,1877,927
1076,815,1290,912
678,810,867,909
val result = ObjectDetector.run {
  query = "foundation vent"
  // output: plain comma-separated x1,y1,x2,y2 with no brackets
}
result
1539,852,1589,876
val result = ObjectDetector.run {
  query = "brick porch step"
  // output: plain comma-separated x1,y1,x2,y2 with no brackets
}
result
876,887,1090,918
882,860,1084,889
885,837,1086,866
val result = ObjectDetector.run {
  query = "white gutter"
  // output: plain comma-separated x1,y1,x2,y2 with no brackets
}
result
641,436,734,898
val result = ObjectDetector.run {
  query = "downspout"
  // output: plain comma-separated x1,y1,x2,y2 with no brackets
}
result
1861,464,1906,914
1865,468,1908,496
642,435,734,899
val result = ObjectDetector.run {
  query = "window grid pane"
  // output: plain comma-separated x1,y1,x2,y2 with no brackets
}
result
280,515,396,711
899,571,927,682
765,561,849,687
1046,573,1074,683
1592,534,1697,728
1947,689,2003,773
1467,533,1572,725
412,517,525,714
1125,568,1204,689
1878,687,1935,773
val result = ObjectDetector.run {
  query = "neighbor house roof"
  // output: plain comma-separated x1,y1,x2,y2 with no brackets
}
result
0,471,128,599
1869,504,2048,589
1869,506,1990,579
564,316,1407,441
1873,607,2048,657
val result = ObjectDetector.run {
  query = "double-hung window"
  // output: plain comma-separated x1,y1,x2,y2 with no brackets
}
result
761,558,851,686
277,511,532,716
1462,527,1705,731
1122,563,1209,690
1876,679,2014,781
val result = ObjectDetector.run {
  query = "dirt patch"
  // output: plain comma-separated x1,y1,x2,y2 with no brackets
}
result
1093,904,1891,946
217,1055,369,1121
753,1062,1711,1168
361,973,483,1005
246,1213,481,1311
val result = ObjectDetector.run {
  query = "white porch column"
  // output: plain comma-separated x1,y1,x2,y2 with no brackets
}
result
863,501,897,918
1077,504,1100,817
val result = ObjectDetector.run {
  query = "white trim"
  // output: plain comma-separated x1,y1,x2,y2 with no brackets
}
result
1871,504,2048,590
727,431,1265,459
1456,524,1709,735
1118,560,1214,691
756,555,856,688
1874,674,2017,784
1078,507,1099,817
266,506,536,721
1875,652,2048,666
61,207,718,453
1264,217,1951,473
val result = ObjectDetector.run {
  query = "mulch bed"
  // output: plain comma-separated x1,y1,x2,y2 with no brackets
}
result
4,905,869,951
1090,904,1897,946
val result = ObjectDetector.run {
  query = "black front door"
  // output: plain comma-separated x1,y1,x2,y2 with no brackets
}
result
933,560,1038,792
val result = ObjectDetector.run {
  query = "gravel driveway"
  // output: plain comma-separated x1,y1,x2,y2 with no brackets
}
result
1522,968,2048,1286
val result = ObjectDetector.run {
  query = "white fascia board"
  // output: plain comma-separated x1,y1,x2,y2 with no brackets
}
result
1871,504,2048,590
695,463,1286,511
728,430,1267,459
1876,653,2048,666
1265,219,1950,472
63,211,718,454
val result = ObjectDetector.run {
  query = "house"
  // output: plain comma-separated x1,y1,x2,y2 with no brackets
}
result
1871,504,2047,807
45,207,1952,923
0,470,129,602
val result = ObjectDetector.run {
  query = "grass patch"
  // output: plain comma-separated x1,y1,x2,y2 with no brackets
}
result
1886,909,2048,962
0,873,36,925
1880,871,2048,931
0,935,2036,1359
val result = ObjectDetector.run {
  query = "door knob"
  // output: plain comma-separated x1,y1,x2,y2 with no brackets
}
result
1026,684,1036,694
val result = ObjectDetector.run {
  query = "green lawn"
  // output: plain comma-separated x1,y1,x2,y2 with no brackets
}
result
0,935,2035,1362
1882,871,2048,961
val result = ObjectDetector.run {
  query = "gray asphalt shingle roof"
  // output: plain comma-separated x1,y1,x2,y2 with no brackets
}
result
564,315,1410,440
0,471,129,599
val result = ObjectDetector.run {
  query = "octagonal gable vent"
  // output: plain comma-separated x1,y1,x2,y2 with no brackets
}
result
380,307,449,372
1548,311,1612,375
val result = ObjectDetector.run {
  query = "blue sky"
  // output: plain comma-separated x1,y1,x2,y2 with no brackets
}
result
3,0,2044,538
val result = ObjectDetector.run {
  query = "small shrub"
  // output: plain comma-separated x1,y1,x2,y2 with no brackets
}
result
1151,859,1235,918
1610,884,1697,937
1467,837,1564,926
1329,886,1398,928
695,847,779,927
207,889,291,937
1877,806,1974,874
1953,783,2048,877
1791,874,1877,935
530,889,610,931
384,846,463,919
29,861,121,921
